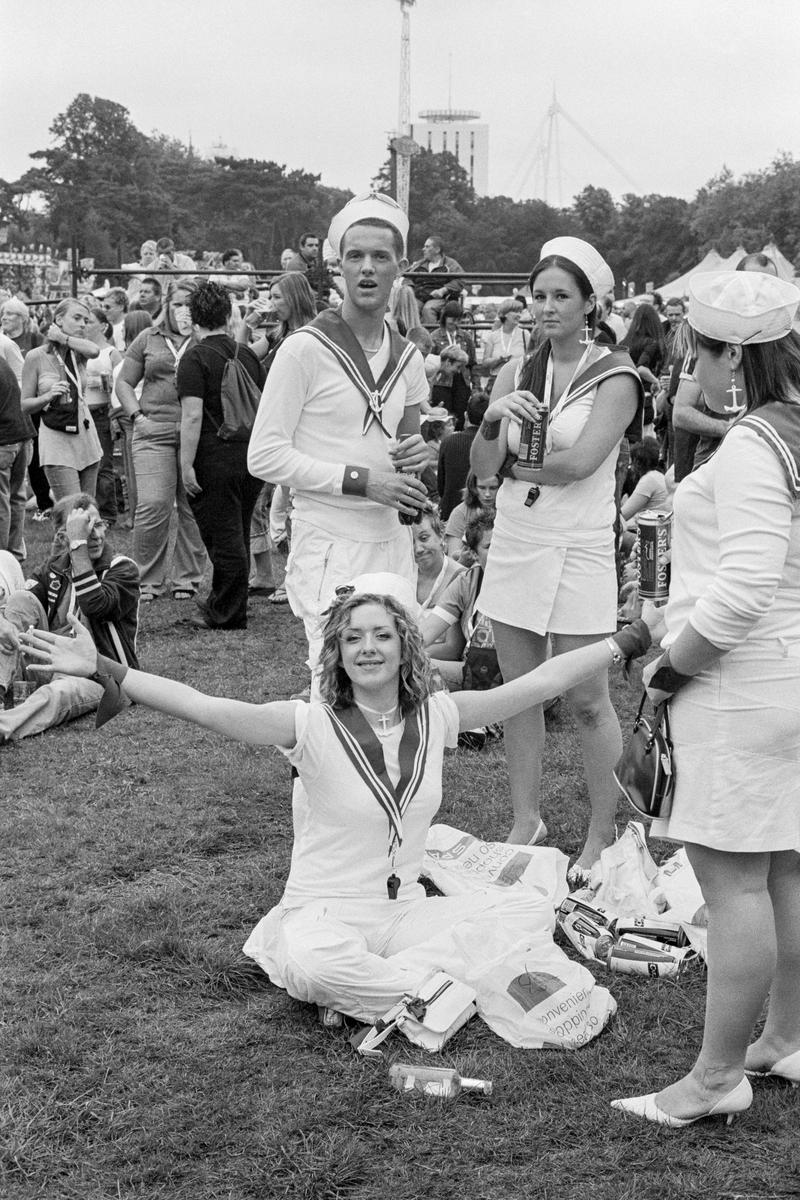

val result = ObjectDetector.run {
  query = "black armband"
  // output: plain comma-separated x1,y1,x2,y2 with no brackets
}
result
480,418,501,441
647,648,693,696
342,465,370,496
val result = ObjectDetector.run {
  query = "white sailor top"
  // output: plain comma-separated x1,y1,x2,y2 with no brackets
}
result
278,691,460,907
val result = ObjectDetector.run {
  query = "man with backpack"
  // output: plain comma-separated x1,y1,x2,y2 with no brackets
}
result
177,281,264,630
247,193,430,675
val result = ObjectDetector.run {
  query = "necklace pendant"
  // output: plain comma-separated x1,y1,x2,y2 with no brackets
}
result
378,712,391,733
387,872,400,900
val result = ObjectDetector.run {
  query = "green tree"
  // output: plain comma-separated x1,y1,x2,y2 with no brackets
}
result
570,185,617,259
610,194,696,291
24,94,149,260
691,155,800,264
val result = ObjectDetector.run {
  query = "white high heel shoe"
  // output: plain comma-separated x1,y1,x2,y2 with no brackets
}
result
745,1048,800,1086
611,1076,752,1128
526,819,548,846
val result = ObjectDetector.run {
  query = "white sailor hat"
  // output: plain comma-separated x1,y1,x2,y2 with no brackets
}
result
327,191,409,259
327,572,421,621
537,236,615,299
688,270,800,344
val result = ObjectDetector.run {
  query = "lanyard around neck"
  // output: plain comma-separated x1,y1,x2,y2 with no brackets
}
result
162,335,190,365
545,343,594,421
57,347,83,401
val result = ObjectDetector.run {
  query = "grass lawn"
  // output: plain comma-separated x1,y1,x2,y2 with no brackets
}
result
2,519,798,1200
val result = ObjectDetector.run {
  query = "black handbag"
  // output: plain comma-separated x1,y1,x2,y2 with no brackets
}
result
41,348,81,435
613,692,675,819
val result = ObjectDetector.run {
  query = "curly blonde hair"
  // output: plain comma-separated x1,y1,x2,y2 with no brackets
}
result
317,593,434,716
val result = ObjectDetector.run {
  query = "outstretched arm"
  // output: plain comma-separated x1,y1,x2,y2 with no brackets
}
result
451,624,650,731
20,615,298,748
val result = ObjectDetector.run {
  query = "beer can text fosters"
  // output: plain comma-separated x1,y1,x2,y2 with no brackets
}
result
638,510,672,600
517,408,549,468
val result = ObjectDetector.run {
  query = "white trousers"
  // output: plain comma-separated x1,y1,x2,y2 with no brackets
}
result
243,888,551,1024
285,518,415,675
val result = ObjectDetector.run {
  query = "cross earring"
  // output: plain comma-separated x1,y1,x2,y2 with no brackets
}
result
724,369,745,414
580,315,594,346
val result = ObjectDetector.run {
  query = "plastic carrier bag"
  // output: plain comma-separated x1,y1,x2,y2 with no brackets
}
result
461,925,617,1050
423,824,568,907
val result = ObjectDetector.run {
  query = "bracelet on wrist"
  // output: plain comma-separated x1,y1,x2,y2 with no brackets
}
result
604,637,623,666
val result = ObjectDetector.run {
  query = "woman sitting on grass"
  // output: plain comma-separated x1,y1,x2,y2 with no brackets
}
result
19,577,648,1025
444,470,500,560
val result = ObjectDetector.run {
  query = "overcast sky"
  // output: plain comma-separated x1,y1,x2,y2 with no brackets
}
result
2,0,798,205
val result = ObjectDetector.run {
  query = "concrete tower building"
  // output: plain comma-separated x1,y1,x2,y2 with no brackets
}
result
410,109,489,195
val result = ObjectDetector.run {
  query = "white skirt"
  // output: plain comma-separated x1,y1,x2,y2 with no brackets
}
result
479,520,617,636
651,647,800,852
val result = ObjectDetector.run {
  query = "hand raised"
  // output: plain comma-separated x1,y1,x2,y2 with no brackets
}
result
19,613,97,679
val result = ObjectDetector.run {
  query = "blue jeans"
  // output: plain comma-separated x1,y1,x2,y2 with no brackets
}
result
0,440,32,558
131,417,206,596
89,406,118,522
44,461,100,503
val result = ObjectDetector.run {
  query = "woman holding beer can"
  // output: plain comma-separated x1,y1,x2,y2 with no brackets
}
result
612,270,800,1127
470,237,642,876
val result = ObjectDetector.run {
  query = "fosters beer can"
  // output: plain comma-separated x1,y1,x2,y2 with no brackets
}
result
517,407,548,468
638,510,672,600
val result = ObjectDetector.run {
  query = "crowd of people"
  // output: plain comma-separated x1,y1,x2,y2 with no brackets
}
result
2,197,799,1130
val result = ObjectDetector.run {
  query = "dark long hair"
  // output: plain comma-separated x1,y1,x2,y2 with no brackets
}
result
693,327,800,414
619,304,666,369
518,253,597,394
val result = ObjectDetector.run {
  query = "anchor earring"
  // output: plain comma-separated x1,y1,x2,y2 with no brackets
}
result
580,314,594,347
724,368,745,414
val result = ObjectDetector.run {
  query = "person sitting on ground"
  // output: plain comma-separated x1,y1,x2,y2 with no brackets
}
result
0,491,139,739
619,435,670,547
413,510,465,667
19,572,649,1025
444,470,499,559
421,510,495,692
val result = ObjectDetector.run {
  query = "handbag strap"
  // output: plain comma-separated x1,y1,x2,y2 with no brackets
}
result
634,690,672,752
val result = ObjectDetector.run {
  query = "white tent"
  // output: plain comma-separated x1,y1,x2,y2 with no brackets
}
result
719,245,749,270
657,249,726,298
660,242,798,295
761,240,796,281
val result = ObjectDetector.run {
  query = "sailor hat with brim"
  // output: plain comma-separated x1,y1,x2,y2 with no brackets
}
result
326,572,421,622
688,271,800,345
327,192,409,260
537,236,615,300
